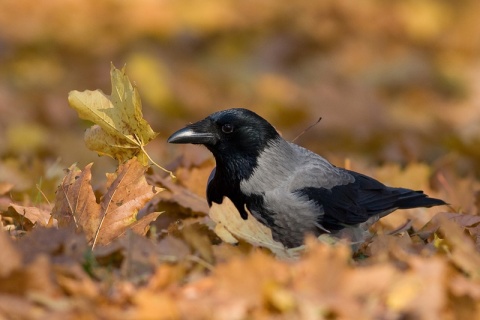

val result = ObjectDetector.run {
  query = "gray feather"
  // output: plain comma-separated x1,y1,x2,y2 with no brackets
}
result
240,138,353,195
239,138,356,247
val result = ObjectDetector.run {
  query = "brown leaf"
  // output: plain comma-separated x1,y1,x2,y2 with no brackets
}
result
131,290,180,320
178,251,286,319
449,274,480,300
0,254,60,296
7,203,53,228
97,159,162,245
0,229,22,277
15,227,87,265
0,294,45,320
385,257,447,319
55,264,100,300
177,223,214,264
175,159,215,198
448,274,480,318
125,211,163,236
155,175,209,215
52,158,162,246
156,235,191,261
442,220,480,278
417,212,480,240
51,163,98,234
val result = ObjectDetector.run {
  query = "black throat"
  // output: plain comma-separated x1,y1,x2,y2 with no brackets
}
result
206,150,258,219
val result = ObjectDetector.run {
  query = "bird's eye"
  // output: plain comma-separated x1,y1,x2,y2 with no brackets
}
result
221,124,234,134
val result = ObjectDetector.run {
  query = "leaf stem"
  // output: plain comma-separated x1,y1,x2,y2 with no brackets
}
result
138,143,176,179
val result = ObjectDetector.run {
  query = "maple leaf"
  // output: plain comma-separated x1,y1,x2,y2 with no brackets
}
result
51,158,163,247
68,63,173,176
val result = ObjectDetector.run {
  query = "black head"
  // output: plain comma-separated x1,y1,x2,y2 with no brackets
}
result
167,108,279,162
168,109,280,216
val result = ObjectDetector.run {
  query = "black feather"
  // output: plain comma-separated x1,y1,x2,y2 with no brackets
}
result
298,171,446,231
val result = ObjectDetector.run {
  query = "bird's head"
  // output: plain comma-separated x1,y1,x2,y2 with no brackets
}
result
167,108,279,162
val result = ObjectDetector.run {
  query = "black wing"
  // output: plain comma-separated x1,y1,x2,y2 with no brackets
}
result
297,171,446,231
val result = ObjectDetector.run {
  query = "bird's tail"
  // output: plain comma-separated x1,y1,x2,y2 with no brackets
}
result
393,188,446,210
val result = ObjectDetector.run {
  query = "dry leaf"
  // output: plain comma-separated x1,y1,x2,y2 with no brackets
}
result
0,229,22,277
209,197,285,253
7,204,53,228
438,218,480,279
209,197,312,259
0,294,45,320
174,159,215,198
155,175,209,215
131,290,180,320
15,227,87,265
68,64,157,165
0,254,60,297
52,158,162,246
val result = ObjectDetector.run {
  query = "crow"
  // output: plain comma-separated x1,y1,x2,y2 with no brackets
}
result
168,108,446,249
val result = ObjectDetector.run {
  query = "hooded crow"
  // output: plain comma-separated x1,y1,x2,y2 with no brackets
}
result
168,108,446,249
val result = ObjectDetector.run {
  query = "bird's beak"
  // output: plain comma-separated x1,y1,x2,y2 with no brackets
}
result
167,119,218,145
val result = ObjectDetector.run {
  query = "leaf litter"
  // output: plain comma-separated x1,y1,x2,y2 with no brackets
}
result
2,66,480,319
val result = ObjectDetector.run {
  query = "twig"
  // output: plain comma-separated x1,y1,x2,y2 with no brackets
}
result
36,183,51,206
292,116,322,143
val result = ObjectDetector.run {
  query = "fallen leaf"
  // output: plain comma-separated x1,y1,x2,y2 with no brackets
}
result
177,223,214,264
0,254,60,296
417,212,480,241
15,227,87,265
438,218,480,279
209,197,289,257
449,274,480,300
51,163,100,236
175,159,215,198
131,290,180,320
51,158,162,246
123,211,163,237
7,203,53,228
0,294,46,320
55,264,100,300
68,64,157,166
0,229,22,277
178,251,286,319
154,175,209,215
448,273,480,318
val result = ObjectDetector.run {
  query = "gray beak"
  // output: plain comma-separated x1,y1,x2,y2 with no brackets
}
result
167,120,218,145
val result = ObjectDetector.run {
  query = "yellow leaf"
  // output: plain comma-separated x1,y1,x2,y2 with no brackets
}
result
68,64,157,166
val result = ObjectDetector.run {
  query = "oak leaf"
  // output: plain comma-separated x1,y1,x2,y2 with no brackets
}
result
51,158,162,247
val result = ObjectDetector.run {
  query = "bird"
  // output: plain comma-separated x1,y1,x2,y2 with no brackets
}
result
167,108,446,251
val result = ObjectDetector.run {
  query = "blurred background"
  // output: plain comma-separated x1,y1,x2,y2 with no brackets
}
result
0,0,479,204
